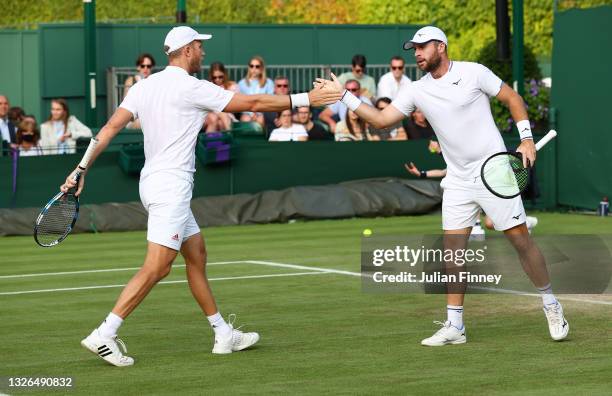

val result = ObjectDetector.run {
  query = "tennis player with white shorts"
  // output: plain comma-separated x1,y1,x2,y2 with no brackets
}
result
61,26,341,366
318,26,568,346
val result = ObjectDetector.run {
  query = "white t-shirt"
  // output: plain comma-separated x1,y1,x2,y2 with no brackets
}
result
376,72,411,100
269,124,308,141
120,66,234,180
391,61,504,180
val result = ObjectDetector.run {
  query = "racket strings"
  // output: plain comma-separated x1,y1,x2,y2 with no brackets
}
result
482,154,529,198
36,194,78,245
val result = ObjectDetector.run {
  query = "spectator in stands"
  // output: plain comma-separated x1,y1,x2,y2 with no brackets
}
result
296,106,330,140
402,107,435,140
263,76,291,133
377,56,411,100
335,109,369,141
0,95,18,151
123,53,156,129
40,99,92,155
368,97,407,140
337,55,376,99
238,56,274,127
318,79,372,133
16,117,43,156
268,109,308,142
204,62,238,132
123,53,156,97
8,106,25,126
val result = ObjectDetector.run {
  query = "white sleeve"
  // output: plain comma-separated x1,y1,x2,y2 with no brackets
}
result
390,84,416,116
476,63,503,97
188,79,234,112
119,83,140,119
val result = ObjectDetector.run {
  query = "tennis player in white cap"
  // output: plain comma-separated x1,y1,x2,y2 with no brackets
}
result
317,25,568,346
61,26,342,366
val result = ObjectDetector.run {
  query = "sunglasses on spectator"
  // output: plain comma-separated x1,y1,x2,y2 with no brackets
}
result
391,66,404,70
297,111,310,115
276,84,288,88
212,75,225,80
347,87,360,92
353,67,364,73
139,64,152,69
249,64,261,69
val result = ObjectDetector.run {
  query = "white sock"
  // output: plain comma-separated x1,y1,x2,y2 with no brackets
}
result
537,283,558,306
98,312,123,338
207,312,232,338
447,305,464,329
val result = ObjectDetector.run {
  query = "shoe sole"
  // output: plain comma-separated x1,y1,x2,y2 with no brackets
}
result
421,338,467,347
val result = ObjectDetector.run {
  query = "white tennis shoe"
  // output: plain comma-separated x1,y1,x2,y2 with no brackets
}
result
212,315,260,354
543,302,569,341
421,321,467,346
81,329,134,367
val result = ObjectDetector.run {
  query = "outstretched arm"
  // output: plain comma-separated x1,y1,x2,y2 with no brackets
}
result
224,84,342,113
315,74,405,129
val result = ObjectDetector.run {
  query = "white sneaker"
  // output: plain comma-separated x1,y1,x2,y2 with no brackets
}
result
81,329,134,367
543,302,569,341
212,315,260,354
421,321,467,346
526,216,538,233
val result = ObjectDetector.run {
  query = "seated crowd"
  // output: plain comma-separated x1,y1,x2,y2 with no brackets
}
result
202,53,434,142
0,52,433,157
0,95,92,157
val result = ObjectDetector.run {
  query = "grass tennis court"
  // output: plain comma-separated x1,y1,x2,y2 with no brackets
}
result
1,212,611,395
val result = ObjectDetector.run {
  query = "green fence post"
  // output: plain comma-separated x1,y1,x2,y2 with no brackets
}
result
512,0,524,95
83,0,97,127
176,0,187,23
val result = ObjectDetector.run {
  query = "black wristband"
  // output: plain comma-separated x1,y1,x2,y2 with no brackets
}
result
420,170,427,179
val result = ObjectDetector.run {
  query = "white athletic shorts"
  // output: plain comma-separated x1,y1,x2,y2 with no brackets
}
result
139,171,200,250
440,175,526,231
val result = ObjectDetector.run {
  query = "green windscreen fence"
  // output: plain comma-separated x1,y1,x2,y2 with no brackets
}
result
551,6,612,210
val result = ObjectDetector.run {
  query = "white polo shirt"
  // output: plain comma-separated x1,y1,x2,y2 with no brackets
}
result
391,61,505,180
376,71,411,100
120,66,234,181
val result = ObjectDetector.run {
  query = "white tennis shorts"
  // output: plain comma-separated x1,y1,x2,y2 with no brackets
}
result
440,175,526,231
139,171,200,250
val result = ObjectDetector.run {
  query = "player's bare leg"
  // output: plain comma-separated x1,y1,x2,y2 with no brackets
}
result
504,223,568,340
181,232,260,354
422,227,470,346
81,242,176,366
181,233,218,316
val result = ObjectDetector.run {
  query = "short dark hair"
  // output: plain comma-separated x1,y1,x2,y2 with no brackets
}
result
375,97,392,107
390,55,404,64
135,53,156,67
351,54,367,68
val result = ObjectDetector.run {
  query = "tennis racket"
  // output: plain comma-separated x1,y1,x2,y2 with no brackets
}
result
481,130,557,199
34,138,99,247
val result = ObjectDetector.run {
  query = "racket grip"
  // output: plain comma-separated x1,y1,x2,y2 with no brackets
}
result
78,138,99,170
535,130,557,151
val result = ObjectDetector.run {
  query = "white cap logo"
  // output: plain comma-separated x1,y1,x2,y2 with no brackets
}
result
403,26,448,50
164,26,212,55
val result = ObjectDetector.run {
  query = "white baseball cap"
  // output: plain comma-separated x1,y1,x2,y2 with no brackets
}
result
164,26,212,55
403,26,448,50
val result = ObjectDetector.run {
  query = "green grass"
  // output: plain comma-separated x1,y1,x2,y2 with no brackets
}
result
1,212,611,395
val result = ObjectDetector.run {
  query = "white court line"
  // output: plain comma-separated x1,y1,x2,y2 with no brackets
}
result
0,271,327,296
252,260,612,307
0,261,246,280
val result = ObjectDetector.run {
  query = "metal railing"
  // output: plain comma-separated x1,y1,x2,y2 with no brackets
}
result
107,64,423,115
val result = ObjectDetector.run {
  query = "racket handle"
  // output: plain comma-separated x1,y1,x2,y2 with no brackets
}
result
535,130,557,151
78,138,99,170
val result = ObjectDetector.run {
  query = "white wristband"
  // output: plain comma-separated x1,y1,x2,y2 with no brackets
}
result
516,119,533,140
341,90,362,112
290,93,309,109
